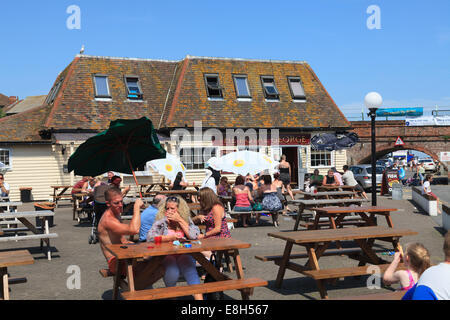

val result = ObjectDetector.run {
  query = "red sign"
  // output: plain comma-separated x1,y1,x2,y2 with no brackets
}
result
213,133,311,146
278,134,311,146
395,136,405,146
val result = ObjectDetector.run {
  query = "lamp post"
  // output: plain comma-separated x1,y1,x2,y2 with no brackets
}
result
364,92,383,206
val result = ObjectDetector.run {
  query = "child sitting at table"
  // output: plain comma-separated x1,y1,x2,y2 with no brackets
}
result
217,177,231,197
383,242,431,291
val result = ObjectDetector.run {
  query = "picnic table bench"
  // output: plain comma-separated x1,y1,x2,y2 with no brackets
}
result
262,226,417,299
317,185,357,191
287,198,370,230
144,189,199,196
105,238,267,300
50,185,73,207
0,211,58,260
0,250,34,300
138,182,171,194
309,206,398,230
0,201,22,213
300,191,358,199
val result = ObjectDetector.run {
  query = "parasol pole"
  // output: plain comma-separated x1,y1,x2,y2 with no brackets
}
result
125,152,143,200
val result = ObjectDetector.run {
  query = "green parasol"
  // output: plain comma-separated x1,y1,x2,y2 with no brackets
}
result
67,117,166,197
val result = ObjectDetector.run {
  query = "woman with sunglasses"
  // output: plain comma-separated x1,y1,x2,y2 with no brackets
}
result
146,196,203,300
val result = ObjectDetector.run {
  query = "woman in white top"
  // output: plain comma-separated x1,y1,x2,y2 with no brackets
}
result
422,175,441,214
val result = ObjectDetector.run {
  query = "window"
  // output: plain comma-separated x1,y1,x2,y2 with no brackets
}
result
179,147,217,170
233,75,251,98
125,76,143,100
93,75,111,98
45,79,63,105
237,145,259,152
287,77,306,101
204,74,223,99
260,76,279,100
0,149,10,168
310,150,332,167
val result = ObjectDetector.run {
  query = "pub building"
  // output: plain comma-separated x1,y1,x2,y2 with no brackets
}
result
0,54,351,200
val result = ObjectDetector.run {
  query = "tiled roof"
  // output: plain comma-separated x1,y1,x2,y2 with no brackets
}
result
44,55,180,131
4,95,47,114
0,54,350,143
163,56,350,129
0,104,52,142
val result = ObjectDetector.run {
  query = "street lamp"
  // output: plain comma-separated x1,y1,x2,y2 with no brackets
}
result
364,92,383,206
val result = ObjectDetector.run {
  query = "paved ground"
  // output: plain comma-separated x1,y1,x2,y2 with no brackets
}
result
1,186,448,300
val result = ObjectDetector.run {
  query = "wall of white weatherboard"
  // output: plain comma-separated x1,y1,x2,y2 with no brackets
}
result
4,141,347,201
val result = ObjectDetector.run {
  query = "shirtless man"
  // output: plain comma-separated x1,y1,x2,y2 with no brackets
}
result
98,187,163,290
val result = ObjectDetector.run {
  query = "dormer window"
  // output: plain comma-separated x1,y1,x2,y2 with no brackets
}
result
125,76,143,100
204,74,223,99
93,75,111,98
261,76,279,100
45,79,64,105
288,77,306,101
233,75,251,98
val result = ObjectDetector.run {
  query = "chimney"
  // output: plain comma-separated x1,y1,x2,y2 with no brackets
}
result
8,96,19,105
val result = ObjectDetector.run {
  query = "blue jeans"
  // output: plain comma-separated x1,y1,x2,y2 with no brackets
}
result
233,206,252,212
162,254,200,287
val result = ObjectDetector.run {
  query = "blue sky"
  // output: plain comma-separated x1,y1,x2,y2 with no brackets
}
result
0,0,449,119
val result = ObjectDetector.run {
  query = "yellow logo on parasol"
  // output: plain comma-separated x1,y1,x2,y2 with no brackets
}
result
264,156,272,163
181,164,185,171
234,159,245,167
165,164,173,172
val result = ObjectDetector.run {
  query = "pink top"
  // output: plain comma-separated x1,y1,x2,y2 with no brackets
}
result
235,192,251,207
167,229,185,239
401,270,416,291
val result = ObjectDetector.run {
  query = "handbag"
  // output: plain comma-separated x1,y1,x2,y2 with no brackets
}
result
252,202,263,211
203,253,224,300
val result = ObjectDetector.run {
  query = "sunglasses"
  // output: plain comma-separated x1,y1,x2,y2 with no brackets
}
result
167,196,179,203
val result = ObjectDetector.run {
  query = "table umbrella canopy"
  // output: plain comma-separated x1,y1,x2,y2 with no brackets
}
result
148,153,186,182
214,151,279,176
67,117,166,177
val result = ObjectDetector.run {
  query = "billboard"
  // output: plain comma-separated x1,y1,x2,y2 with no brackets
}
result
376,107,423,117
405,116,450,126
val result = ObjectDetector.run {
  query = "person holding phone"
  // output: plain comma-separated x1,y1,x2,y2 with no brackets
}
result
146,196,203,300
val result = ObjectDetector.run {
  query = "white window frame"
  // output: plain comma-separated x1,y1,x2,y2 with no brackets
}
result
0,148,12,171
260,76,280,100
93,74,112,99
178,147,218,170
309,150,334,168
204,74,224,99
233,75,251,99
287,76,306,102
124,76,143,101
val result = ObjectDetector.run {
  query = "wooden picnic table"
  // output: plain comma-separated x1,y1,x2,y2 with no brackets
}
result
0,250,34,300
0,211,58,260
287,198,370,231
138,182,171,194
0,201,22,213
300,191,358,199
265,226,418,299
144,189,199,196
105,238,267,300
50,185,73,207
317,185,356,191
310,206,398,230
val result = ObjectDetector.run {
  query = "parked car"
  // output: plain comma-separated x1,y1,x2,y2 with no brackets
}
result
376,160,386,169
418,158,436,172
349,164,385,190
